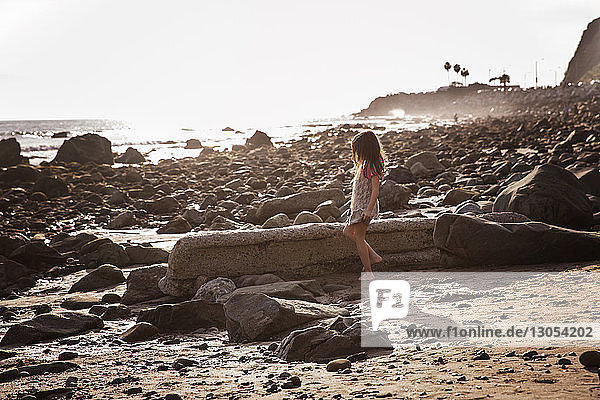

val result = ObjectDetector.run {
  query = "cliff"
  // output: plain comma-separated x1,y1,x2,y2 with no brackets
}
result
562,17,600,85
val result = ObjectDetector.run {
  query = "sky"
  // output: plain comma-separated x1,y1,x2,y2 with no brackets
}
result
0,0,598,127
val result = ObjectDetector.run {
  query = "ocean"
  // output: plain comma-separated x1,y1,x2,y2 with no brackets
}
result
0,116,442,165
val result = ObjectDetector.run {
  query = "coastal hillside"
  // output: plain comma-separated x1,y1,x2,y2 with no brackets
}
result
563,17,600,85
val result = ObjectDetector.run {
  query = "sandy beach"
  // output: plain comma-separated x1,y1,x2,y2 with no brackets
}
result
1,81,600,399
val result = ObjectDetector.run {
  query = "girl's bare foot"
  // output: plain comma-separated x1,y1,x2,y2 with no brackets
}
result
370,254,383,264
360,269,375,280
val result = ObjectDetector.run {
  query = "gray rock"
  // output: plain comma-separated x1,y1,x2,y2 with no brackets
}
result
314,200,341,221
442,188,478,206
385,165,414,184
121,264,168,305
9,241,66,270
455,200,483,214
0,312,103,346
193,277,236,302
0,255,32,287
234,274,284,287
493,164,593,229
293,211,322,225
31,176,69,198
61,294,103,310
115,147,145,164
125,245,169,265
277,318,391,362
101,305,132,321
575,168,600,197
224,292,349,343
157,216,192,234
579,350,600,367
227,280,325,303
79,239,130,268
0,138,23,167
245,130,273,149
137,300,225,332
379,180,411,211
108,211,135,229
262,213,292,229
184,139,202,149
52,133,113,165
0,165,39,182
120,322,158,343
433,213,600,266
69,264,125,293
256,188,346,223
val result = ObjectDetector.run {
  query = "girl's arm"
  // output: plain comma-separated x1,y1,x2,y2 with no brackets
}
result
364,175,380,219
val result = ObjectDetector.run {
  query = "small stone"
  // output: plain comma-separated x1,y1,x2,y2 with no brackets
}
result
282,375,301,389
473,350,490,360
326,359,351,372
164,394,183,400
579,350,600,367
58,351,78,361
120,322,158,343
102,293,121,303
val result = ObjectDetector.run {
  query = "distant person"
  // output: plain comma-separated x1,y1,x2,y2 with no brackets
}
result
454,113,458,123
342,131,385,280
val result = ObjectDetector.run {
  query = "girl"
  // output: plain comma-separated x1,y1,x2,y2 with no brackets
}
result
343,131,385,279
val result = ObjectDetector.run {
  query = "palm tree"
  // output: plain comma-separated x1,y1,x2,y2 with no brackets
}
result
444,62,451,85
489,73,510,90
461,68,470,86
453,64,461,85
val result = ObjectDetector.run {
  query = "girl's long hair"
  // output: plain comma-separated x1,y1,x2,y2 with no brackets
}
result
351,131,385,177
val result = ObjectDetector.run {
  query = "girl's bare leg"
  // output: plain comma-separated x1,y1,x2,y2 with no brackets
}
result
353,223,375,279
344,224,382,264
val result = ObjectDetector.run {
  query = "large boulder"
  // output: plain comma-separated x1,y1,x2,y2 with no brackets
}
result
223,292,349,343
0,256,32,288
157,216,192,234
227,280,325,303
79,238,130,268
137,300,225,332
0,165,40,183
245,130,273,149
121,264,168,305
9,241,66,270
405,151,444,177
385,165,415,184
125,245,169,265
120,322,159,343
52,133,114,164
256,188,346,223
278,317,391,363
115,147,145,164
0,138,22,167
192,277,236,302
575,168,600,197
379,180,411,211
49,232,97,253
0,312,103,346
31,176,70,198
493,164,593,229
433,213,600,266
68,264,125,293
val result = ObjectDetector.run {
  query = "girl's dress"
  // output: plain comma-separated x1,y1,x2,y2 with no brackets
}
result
347,162,380,226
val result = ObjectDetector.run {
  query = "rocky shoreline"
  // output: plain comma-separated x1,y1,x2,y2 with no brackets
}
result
1,86,600,399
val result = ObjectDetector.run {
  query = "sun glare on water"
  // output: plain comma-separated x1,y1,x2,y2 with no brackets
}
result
390,109,406,118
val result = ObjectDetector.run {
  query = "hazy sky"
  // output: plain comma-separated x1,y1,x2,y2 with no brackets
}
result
0,0,598,126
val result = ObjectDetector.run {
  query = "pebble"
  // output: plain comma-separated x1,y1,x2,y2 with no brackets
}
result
326,359,351,372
